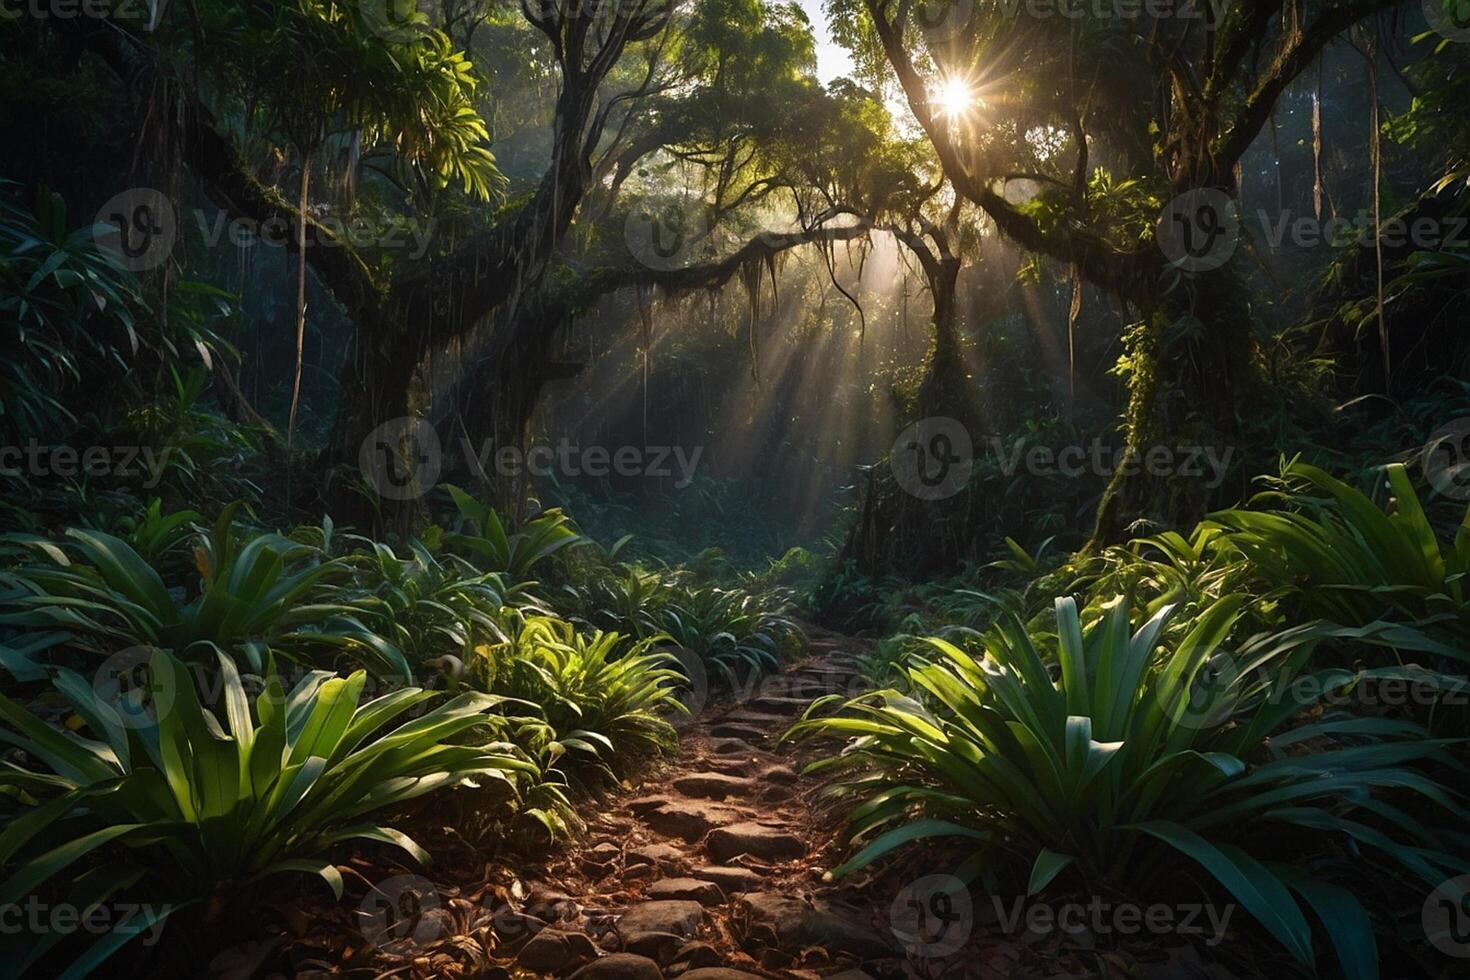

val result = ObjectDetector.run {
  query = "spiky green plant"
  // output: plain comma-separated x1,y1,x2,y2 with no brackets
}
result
444,486,586,580
0,512,410,680
1214,460,1470,652
787,596,1467,980
0,650,538,977
484,617,683,783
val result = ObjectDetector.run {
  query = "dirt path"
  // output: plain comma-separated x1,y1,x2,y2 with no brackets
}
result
495,626,917,980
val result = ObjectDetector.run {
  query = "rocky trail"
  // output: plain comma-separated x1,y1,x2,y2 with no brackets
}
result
255,628,1231,980
491,626,923,980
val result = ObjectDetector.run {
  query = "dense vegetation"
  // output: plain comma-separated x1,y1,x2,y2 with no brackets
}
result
1,0,1469,977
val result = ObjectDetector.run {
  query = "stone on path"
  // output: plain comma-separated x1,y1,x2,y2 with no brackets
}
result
688,865,764,894
717,710,793,727
708,722,767,741
516,928,599,975
704,822,805,863
616,901,705,942
669,940,721,969
746,696,811,715
698,757,755,777
672,772,757,801
638,800,740,842
622,931,685,961
762,765,799,785
568,953,664,980
646,877,726,906
739,892,893,958
708,738,754,755
626,843,687,867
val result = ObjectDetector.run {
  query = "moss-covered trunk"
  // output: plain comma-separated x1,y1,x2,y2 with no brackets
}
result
1089,269,1260,545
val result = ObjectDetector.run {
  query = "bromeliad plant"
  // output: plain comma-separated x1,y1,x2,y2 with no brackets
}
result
1213,460,1470,652
0,507,412,681
787,596,1468,980
483,617,684,783
647,582,802,689
337,538,517,675
444,485,585,581
0,649,538,977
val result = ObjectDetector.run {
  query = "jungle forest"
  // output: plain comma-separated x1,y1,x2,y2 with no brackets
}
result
3,0,1470,977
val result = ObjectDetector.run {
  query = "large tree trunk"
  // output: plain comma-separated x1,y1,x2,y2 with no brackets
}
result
841,255,975,577
1089,268,1259,544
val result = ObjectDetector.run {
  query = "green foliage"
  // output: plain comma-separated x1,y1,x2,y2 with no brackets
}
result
789,597,1466,979
1213,460,1470,652
0,649,536,976
562,561,804,690
444,485,587,579
0,508,410,681
481,617,683,784
0,183,151,444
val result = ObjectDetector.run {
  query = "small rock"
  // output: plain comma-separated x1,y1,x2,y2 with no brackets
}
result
628,796,674,815
568,953,664,980
709,722,767,741
623,863,656,882
705,823,805,863
670,940,722,969
647,878,725,907
709,738,754,755
627,843,687,867
700,758,754,777
762,766,799,785
621,930,685,962
641,801,740,842
672,772,757,801
689,865,764,894
760,784,793,802
739,893,892,958
517,928,599,974
617,901,705,941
